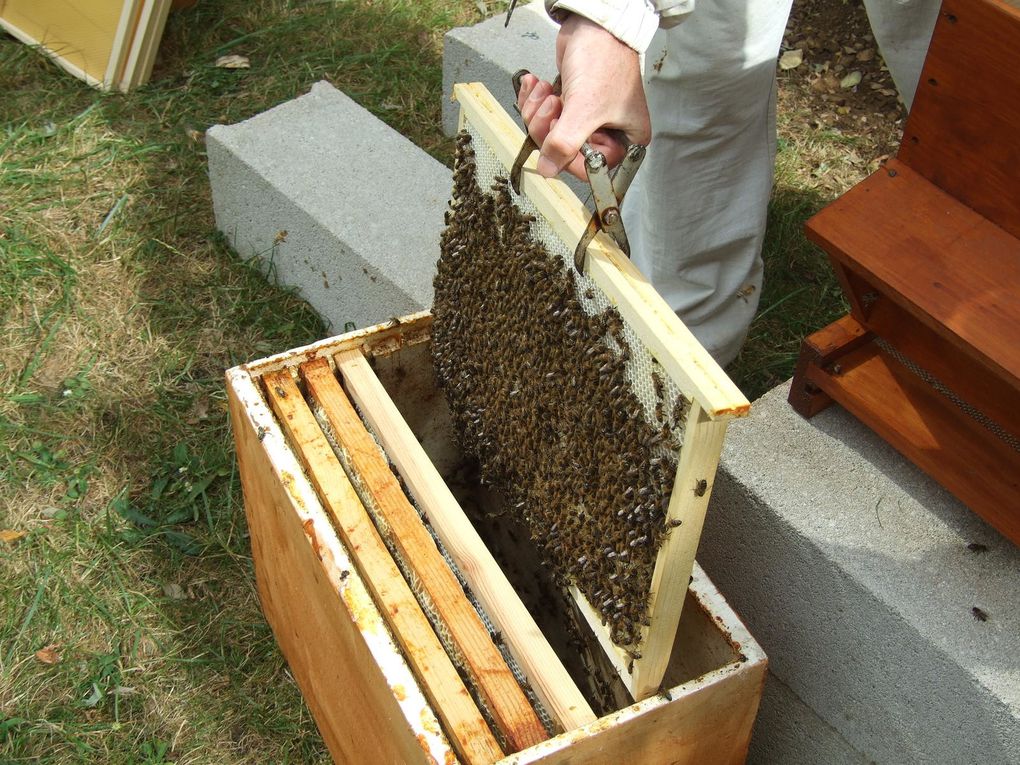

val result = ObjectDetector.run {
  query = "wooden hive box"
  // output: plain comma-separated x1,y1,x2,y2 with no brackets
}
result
226,314,766,764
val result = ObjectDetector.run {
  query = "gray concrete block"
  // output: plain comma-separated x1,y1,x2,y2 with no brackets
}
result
207,81,449,333
442,2,589,201
749,673,869,765
442,1,559,137
700,381,1020,764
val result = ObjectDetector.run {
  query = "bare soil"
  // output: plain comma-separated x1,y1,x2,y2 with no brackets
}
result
782,0,907,160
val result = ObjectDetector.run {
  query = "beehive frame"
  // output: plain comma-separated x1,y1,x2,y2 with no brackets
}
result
453,83,750,699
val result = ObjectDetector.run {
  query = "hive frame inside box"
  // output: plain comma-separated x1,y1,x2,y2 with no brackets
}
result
452,82,751,699
226,314,766,763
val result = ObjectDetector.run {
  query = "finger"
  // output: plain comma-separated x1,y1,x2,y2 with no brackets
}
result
520,80,554,126
535,107,604,178
526,95,562,151
515,72,539,112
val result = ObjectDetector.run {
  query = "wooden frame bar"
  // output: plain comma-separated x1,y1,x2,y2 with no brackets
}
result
260,367,504,764
301,357,548,751
335,348,597,731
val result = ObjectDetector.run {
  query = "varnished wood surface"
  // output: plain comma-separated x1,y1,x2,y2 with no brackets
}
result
806,158,1020,391
301,357,548,752
261,368,504,764
804,340,1020,544
227,371,444,764
897,0,1020,239
865,298,1020,442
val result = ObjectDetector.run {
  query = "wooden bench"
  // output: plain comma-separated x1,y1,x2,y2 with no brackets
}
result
788,0,1020,545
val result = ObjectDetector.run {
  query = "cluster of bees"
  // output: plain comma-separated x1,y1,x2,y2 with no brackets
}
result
432,131,687,649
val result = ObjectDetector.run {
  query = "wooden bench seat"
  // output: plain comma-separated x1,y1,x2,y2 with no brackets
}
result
789,0,1020,545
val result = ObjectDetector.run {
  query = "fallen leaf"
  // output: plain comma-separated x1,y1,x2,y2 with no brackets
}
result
840,71,863,89
162,582,187,600
856,48,876,63
186,396,211,424
1,529,27,544
215,54,250,69
779,49,804,70
35,644,61,664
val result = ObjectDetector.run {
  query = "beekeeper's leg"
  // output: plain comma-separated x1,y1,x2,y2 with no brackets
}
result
862,0,940,109
623,0,793,366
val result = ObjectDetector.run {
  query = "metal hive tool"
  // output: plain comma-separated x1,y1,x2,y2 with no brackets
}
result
432,84,750,700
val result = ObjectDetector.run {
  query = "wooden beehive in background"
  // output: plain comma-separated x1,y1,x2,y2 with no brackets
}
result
226,83,763,763
0,0,171,91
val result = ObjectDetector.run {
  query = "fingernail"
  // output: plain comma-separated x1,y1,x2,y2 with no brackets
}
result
537,156,558,178
537,100,555,117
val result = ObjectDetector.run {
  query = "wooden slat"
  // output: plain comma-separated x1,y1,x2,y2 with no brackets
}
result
333,348,598,732
897,0,1020,239
261,368,504,765
452,82,749,422
788,314,874,418
804,340,1020,544
633,402,729,699
865,298,1020,442
806,158,1020,392
243,311,433,378
300,357,548,752
117,0,171,90
226,369,448,764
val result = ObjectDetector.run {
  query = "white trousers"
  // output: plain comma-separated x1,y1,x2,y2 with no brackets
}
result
624,0,939,366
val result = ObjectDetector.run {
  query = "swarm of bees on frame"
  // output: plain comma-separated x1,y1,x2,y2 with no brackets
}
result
432,131,688,650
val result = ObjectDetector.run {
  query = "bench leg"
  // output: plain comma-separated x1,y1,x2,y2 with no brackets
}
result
788,314,874,418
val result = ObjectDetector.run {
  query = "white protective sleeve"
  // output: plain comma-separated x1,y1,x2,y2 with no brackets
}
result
545,0,694,52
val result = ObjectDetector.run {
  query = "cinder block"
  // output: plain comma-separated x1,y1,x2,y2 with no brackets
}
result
207,81,448,333
700,381,1020,764
442,1,559,137
443,2,588,200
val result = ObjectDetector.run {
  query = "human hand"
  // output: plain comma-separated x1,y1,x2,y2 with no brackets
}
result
515,14,650,180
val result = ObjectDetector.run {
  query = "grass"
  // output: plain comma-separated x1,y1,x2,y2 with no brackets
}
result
0,1,886,761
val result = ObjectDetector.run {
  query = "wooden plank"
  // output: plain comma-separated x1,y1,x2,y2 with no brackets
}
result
261,368,504,765
865,297,1020,442
117,0,171,90
0,0,137,90
897,0,1020,239
452,82,749,422
226,368,449,764
804,342,1020,544
300,357,548,752
788,314,874,418
333,348,598,732
632,402,729,699
244,311,433,378
500,659,765,765
805,159,1020,392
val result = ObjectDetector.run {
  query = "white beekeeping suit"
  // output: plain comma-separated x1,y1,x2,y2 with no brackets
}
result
538,0,939,365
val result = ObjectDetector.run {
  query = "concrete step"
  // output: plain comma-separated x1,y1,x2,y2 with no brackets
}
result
703,381,1020,764
206,81,448,334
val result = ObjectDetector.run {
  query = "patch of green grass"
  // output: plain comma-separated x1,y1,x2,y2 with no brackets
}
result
1,1,492,762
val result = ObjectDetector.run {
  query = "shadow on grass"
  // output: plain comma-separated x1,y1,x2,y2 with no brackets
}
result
728,183,848,402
